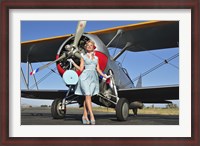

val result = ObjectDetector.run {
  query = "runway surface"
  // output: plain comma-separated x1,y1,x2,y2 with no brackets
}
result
21,107,179,125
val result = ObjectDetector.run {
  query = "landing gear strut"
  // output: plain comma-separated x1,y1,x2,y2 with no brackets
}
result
132,108,138,116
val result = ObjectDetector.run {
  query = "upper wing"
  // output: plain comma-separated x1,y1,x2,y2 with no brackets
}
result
21,35,71,63
21,21,179,63
90,21,179,52
118,85,179,103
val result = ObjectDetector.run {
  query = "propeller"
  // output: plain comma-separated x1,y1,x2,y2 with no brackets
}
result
73,21,87,49
30,53,66,75
30,21,87,75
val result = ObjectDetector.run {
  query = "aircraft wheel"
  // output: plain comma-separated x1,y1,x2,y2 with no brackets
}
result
116,98,129,121
51,98,66,119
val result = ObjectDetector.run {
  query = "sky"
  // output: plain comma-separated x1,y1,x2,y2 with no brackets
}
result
20,21,179,107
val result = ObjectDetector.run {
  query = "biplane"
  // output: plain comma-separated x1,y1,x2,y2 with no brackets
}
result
21,21,179,121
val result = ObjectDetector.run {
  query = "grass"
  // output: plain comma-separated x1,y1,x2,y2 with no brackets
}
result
137,108,179,115
91,106,179,115
23,106,179,115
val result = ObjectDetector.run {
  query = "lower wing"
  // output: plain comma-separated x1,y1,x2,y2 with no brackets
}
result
21,85,179,103
118,85,179,103
21,90,68,100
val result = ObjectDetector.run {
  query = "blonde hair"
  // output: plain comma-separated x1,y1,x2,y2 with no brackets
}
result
86,40,95,46
85,40,96,49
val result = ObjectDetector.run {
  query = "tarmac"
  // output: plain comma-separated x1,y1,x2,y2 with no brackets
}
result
21,107,179,125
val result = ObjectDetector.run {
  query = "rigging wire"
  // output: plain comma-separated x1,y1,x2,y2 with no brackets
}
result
147,51,179,69
39,61,60,76
29,60,71,89
29,60,60,89
133,53,179,82
121,53,179,88
121,51,128,65
30,66,58,89
137,44,179,70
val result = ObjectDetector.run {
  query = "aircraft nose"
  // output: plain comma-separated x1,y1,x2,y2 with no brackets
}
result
65,44,81,59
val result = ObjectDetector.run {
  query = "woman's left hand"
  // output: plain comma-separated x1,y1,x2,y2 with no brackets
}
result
103,74,112,81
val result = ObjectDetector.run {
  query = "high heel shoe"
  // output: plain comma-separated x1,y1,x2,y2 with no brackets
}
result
82,117,90,125
90,120,95,125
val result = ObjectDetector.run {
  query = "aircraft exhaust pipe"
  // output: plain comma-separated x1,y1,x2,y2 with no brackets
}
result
129,101,144,109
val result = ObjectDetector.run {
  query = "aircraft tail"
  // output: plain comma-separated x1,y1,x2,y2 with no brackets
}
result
136,74,142,88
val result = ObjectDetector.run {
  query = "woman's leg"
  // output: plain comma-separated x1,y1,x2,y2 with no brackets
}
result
85,95,95,121
83,101,89,120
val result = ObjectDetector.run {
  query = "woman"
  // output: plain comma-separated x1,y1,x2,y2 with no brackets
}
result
69,40,110,125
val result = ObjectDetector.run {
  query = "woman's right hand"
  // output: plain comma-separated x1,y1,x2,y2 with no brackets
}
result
67,59,75,64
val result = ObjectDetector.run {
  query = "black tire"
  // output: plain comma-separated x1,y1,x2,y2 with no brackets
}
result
51,98,66,119
116,98,129,121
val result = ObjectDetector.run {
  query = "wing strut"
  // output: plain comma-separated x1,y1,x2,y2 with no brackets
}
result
21,67,29,89
113,42,132,61
21,62,39,90
106,29,123,48
29,63,39,90
26,61,29,88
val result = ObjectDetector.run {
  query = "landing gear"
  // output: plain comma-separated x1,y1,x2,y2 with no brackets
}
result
108,70,118,97
51,98,66,119
132,108,138,116
99,70,130,121
108,70,129,121
99,69,118,107
116,98,129,121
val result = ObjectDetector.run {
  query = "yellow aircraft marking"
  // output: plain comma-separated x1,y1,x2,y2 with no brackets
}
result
21,21,176,45
21,34,71,45
89,21,177,35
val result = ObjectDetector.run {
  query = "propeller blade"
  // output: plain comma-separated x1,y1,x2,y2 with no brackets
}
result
73,21,87,48
30,21,86,76
30,53,66,75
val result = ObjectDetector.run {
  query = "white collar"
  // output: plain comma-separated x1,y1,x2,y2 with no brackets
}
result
87,52,95,59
